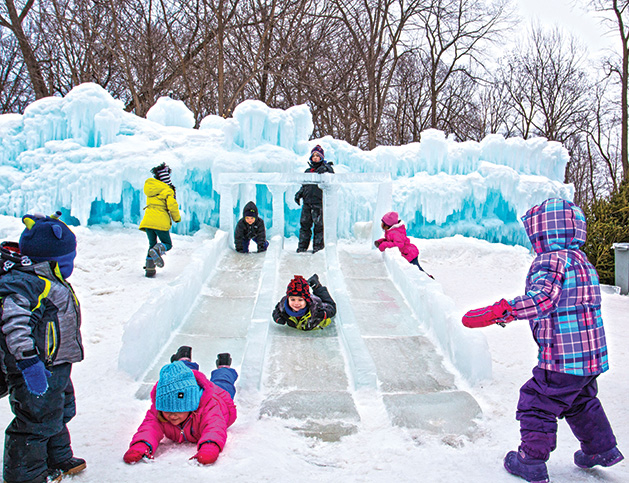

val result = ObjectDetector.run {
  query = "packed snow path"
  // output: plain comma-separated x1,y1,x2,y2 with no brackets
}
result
136,239,481,442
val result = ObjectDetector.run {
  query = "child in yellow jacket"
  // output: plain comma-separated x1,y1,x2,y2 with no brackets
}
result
139,163,181,277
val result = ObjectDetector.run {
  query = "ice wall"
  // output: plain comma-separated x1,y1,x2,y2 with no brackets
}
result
0,83,573,245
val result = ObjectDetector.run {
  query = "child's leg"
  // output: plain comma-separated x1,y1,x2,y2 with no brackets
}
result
210,368,238,400
516,367,596,461
297,205,313,251
4,363,71,482
155,230,173,251
312,205,324,251
47,373,78,468
563,376,617,455
146,229,158,252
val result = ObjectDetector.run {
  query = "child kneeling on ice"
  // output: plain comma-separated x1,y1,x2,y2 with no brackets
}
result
124,348,237,465
462,198,623,483
234,201,268,253
374,211,433,278
273,275,336,331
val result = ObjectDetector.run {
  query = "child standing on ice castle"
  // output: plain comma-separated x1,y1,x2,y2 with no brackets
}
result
294,145,334,253
124,347,237,465
375,211,433,278
139,162,181,277
462,198,623,483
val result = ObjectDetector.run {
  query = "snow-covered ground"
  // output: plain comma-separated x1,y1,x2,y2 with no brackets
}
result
0,216,626,482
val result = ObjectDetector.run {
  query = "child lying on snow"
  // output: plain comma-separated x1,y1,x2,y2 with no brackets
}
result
124,347,237,465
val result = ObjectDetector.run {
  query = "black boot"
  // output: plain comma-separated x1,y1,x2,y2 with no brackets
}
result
307,274,321,291
171,346,192,362
51,457,86,476
144,257,156,277
216,353,232,368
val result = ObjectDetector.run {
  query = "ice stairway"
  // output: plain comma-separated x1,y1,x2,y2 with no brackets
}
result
136,238,482,442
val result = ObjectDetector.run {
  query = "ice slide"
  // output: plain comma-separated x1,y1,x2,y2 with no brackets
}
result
123,235,483,442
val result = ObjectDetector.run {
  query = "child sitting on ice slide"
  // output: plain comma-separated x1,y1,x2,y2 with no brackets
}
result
124,347,237,465
374,211,433,278
273,275,336,331
462,198,623,483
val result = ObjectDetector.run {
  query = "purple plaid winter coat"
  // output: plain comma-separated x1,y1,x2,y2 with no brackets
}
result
510,198,608,376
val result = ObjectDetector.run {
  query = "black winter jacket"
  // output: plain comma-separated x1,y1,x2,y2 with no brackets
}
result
234,201,267,252
272,285,337,331
294,160,335,206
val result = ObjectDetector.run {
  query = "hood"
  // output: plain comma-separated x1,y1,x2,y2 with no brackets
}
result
521,198,587,254
242,201,258,218
144,178,173,197
0,241,33,275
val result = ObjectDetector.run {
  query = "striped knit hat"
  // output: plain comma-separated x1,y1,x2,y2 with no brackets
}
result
151,163,172,185
286,275,311,303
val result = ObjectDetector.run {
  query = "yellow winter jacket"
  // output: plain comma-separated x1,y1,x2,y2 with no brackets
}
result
139,178,181,231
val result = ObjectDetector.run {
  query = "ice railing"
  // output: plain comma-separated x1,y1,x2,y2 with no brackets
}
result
217,172,393,247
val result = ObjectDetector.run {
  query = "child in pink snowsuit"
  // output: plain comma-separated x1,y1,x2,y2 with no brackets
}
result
374,211,432,277
124,349,237,465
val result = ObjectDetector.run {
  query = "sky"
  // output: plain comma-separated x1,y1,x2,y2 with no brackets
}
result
516,0,617,55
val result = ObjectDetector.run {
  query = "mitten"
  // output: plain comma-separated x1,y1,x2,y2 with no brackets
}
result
307,274,321,291
17,357,51,396
294,193,301,205
374,239,382,248
123,442,152,464
462,299,516,328
192,442,220,465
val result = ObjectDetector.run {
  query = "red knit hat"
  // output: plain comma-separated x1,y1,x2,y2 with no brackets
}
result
286,275,311,303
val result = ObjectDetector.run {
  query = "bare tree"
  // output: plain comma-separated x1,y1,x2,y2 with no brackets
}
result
0,0,48,98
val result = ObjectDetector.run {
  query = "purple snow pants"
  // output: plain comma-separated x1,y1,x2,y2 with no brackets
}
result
516,366,616,461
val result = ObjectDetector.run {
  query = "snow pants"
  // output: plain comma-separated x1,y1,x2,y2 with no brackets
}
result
145,228,173,254
181,361,238,400
4,363,75,483
516,366,617,461
298,203,324,252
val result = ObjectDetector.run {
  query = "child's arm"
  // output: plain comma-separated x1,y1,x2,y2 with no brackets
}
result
256,219,267,250
195,399,232,458
510,252,566,320
128,405,165,457
166,194,181,223
272,301,287,325
234,220,246,252
378,231,403,251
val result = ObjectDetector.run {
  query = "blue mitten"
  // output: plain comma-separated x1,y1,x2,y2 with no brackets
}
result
17,357,51,395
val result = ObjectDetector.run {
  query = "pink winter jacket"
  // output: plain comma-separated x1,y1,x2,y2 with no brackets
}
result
129,370,237,454
376,222,419,262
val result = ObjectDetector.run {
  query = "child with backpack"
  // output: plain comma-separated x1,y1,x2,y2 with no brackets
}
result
139,162,181,277
462,198,623,483
124,347,237,465
0,212,86,483
374,211,433,278
272,274,336,331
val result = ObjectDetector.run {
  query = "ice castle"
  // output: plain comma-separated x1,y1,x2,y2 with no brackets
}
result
0,83,573,246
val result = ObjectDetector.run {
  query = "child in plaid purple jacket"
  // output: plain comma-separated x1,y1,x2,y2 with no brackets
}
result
462,198,623,483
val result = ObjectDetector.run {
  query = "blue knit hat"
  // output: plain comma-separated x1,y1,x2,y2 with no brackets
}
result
310,145,324,161
155,361,202,412
19,211,77,278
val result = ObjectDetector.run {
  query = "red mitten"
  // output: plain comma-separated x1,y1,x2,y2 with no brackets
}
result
462,299,515,328
192,442,220,465
123,442,152,464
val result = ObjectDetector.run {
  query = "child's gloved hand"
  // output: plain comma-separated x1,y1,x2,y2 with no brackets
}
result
462,299,516,328
374,239,382,248
17,357,51,396
123,442,152,464
192,442,220,465
294,193,301,205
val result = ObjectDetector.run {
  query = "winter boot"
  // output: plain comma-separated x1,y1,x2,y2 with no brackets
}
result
307,274,321,291
171,346,192,363
216,353,232,368
144,257,156,278
504,450,549,483
148,243,166,268
296,246,308,253
574,446,624,469
51,457,86,476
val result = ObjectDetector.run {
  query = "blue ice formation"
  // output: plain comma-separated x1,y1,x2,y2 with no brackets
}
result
0,83,573,246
